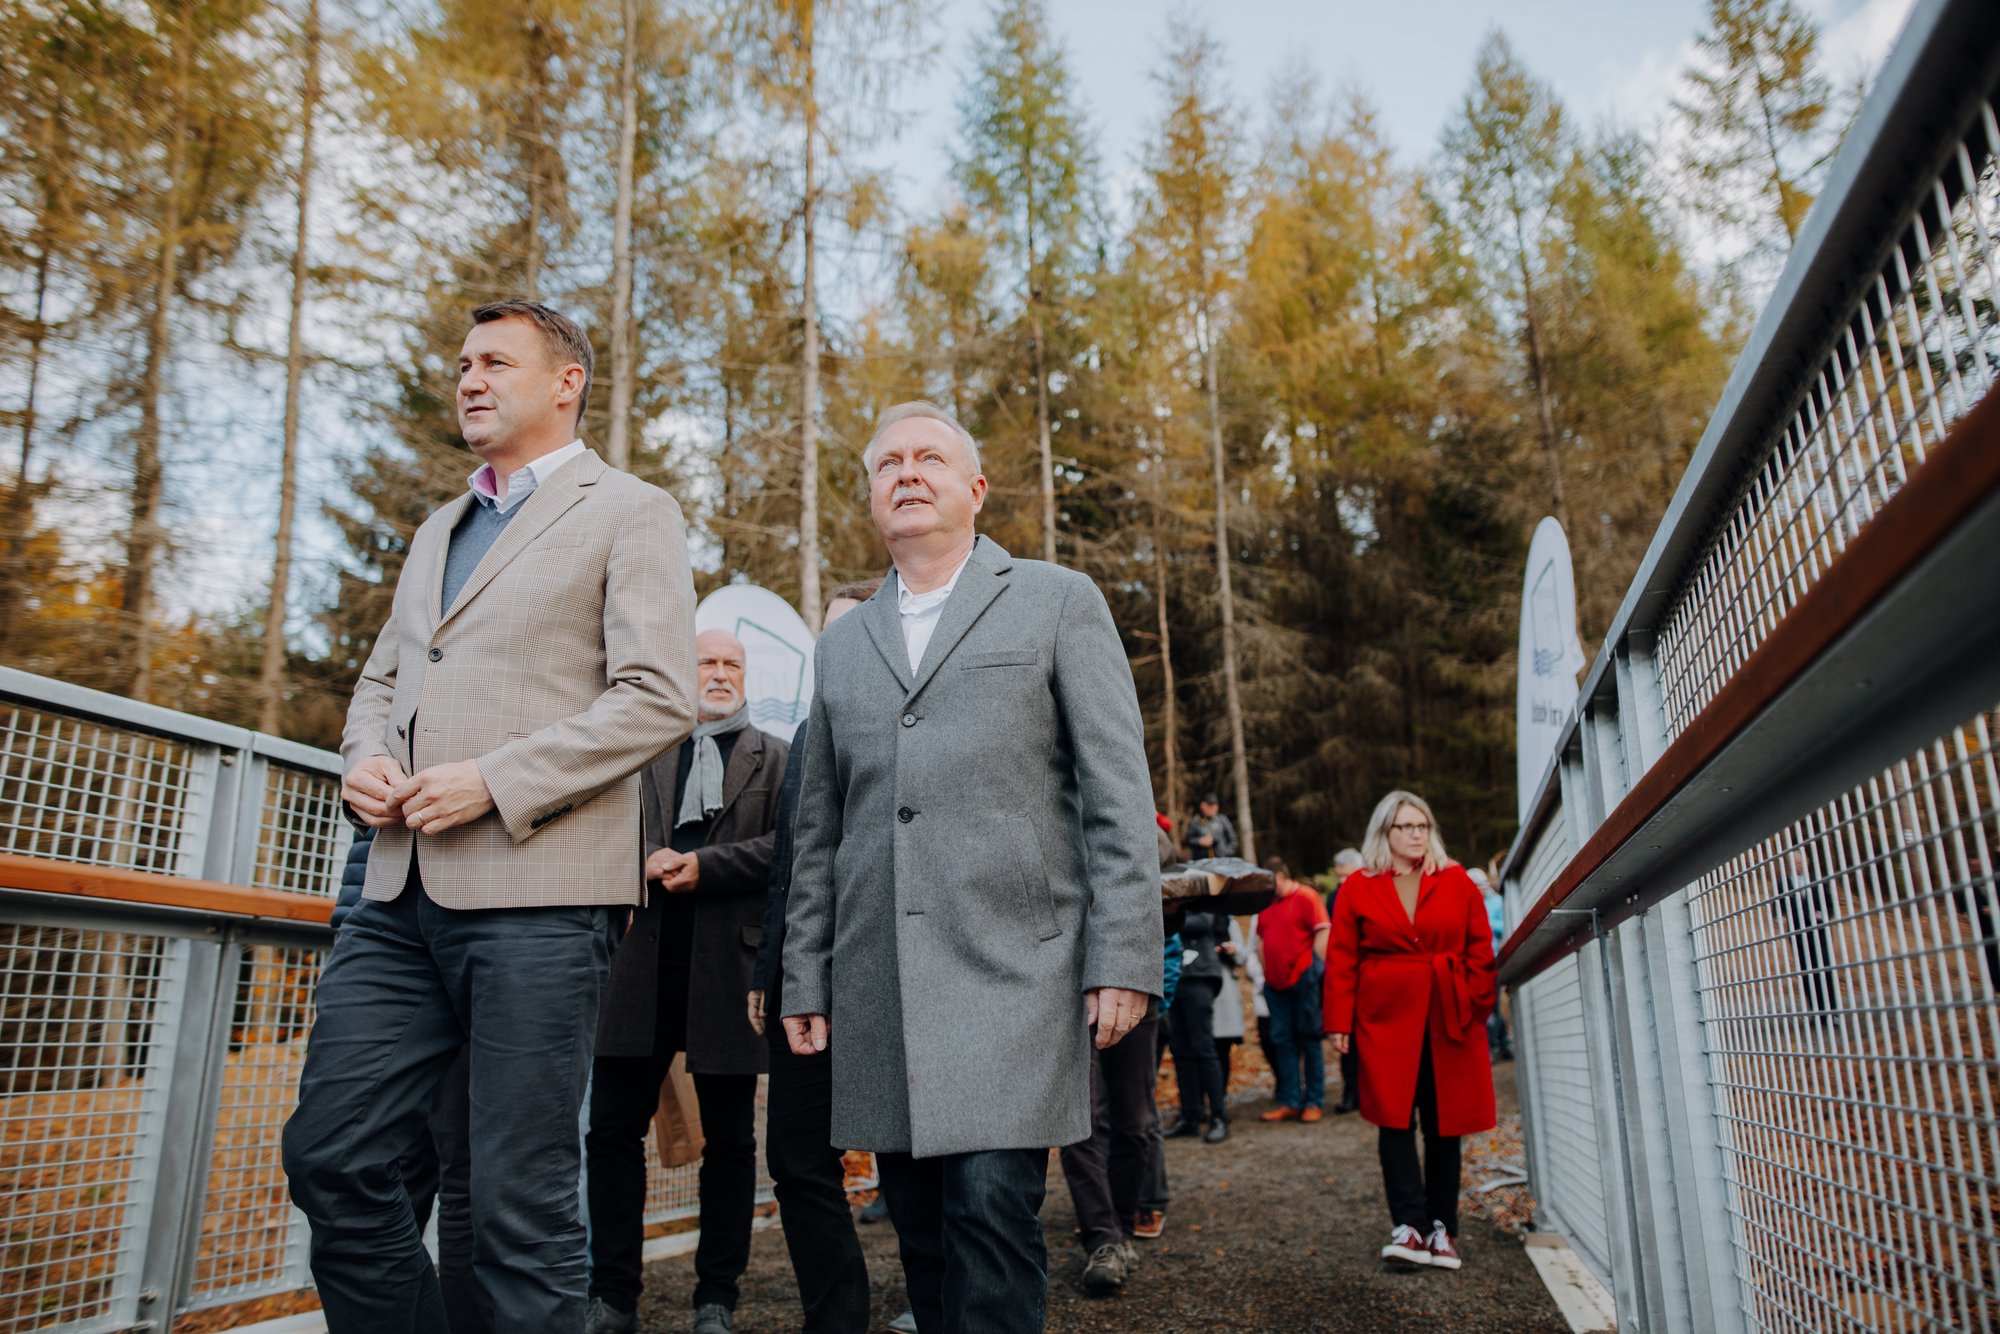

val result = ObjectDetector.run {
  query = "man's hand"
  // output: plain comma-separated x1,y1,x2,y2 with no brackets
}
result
1330,1032,1351,1055
784,1014,829,1056
645,849,700,893
343,755,410,827
1085,987,1149,1050
391,759,495,836
747,989,766,1037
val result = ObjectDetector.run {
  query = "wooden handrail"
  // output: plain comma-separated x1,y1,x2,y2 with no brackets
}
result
1500,378,2000,981
0,849,335,924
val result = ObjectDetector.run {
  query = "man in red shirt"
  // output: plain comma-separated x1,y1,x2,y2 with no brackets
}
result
1256,857,1330,1122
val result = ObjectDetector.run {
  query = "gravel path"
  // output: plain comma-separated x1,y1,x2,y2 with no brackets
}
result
632,1063,1568,1334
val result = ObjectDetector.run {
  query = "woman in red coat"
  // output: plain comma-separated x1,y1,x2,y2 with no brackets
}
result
1324,789,1496,1271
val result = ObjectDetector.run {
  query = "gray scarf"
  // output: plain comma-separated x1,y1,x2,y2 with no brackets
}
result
676,705,753,828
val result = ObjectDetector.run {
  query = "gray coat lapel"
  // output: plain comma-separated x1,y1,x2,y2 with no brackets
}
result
905,537,1011,702
859,579,912,689
437,450,603,630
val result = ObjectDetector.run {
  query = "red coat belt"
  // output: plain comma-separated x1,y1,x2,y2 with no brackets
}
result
1359,950,1476,1041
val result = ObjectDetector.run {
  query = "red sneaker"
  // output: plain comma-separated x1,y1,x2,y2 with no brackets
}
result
1132,1209,1165,1239
1381,1225,1431,1267
1426,1222,1461,1269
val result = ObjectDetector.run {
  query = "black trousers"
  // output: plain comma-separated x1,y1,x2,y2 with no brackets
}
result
1138,1023,1169,1214
764,988,870,1333
1166,975,1227,1125
587,964,759,1313
877,1148,1048,1334
1058,1016,1159,1251
1378,1037,1461,1235
283,864,613,1334
1790,926,1838,1014
1338,1045,1362,1104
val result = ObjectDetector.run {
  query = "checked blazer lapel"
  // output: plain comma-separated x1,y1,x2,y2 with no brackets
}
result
423,493,477,629
436,449,603,630
904,536,1010,703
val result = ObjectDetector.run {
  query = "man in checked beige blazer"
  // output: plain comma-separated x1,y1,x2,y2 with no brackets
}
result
283,300,698,1334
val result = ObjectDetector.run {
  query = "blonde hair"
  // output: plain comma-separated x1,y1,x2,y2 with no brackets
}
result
1361,790,1449,875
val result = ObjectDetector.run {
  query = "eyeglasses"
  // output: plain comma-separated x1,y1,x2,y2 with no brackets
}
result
1389,822,1432,835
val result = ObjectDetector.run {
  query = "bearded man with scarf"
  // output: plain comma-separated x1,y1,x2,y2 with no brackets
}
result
586,628,789,1334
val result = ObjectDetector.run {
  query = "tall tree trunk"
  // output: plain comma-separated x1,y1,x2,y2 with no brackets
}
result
1201,299,1253,863
1511,209,1569,536
796,0,822,632
1031,312,1056,564
0,225,53,661
123,25,190,702
1025,167,1056,564
258,0,322,735
523,24,547,301
1152,480,1180,829
606,0,638,470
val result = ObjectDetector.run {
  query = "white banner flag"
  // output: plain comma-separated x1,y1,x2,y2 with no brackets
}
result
1517,518,1587,823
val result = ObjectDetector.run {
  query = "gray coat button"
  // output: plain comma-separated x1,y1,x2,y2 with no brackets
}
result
902,713,916,727
898,807,915,823
428,647,443,662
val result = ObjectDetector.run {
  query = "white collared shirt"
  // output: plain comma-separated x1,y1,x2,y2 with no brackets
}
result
467,438,587,514
895,549,974,673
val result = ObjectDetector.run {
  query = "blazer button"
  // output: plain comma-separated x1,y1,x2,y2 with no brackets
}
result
898,807,915,823
902,713,916,727
428,647,443,662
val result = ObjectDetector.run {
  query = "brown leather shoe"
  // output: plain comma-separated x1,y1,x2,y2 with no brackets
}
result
1300,1105,1323,1123
1260,1106,1302,1122
1132,1209,1165,1239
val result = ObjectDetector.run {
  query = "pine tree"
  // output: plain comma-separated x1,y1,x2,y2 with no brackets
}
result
952,0,1098,565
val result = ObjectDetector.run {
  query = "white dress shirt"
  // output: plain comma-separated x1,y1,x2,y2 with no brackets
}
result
895,549,974,673
467,438,587,514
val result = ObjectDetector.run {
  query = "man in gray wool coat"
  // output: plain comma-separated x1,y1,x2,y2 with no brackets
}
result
781,401,1164,1334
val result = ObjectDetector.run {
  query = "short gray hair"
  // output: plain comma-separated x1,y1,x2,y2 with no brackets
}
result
862,401,983,475
1332,848,1363,871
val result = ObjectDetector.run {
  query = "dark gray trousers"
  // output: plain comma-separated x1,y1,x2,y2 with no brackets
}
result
283,863,613,1334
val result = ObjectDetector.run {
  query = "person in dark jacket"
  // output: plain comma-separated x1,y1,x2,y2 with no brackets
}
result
587,629,788,1334
332,830,490,1334
745,580,878,1334
1184,794,1238,860
1164,908,1231,1143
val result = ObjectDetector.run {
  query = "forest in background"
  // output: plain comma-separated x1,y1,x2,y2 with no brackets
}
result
0,0,1862,875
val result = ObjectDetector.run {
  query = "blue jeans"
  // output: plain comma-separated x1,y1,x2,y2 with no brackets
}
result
876,1147,1048,1334
1266,960,1326,1110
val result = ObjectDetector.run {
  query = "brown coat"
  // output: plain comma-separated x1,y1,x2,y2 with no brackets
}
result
595,723,788,1073
342,448,699,908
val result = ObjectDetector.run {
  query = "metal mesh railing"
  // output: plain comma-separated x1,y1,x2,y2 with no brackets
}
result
251,764,347,897
188,945,322,1307
0,926,175,1333
1688,707,2000,1333
0,703,204,876
1655,104,2000,739
641,1078,775,1224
